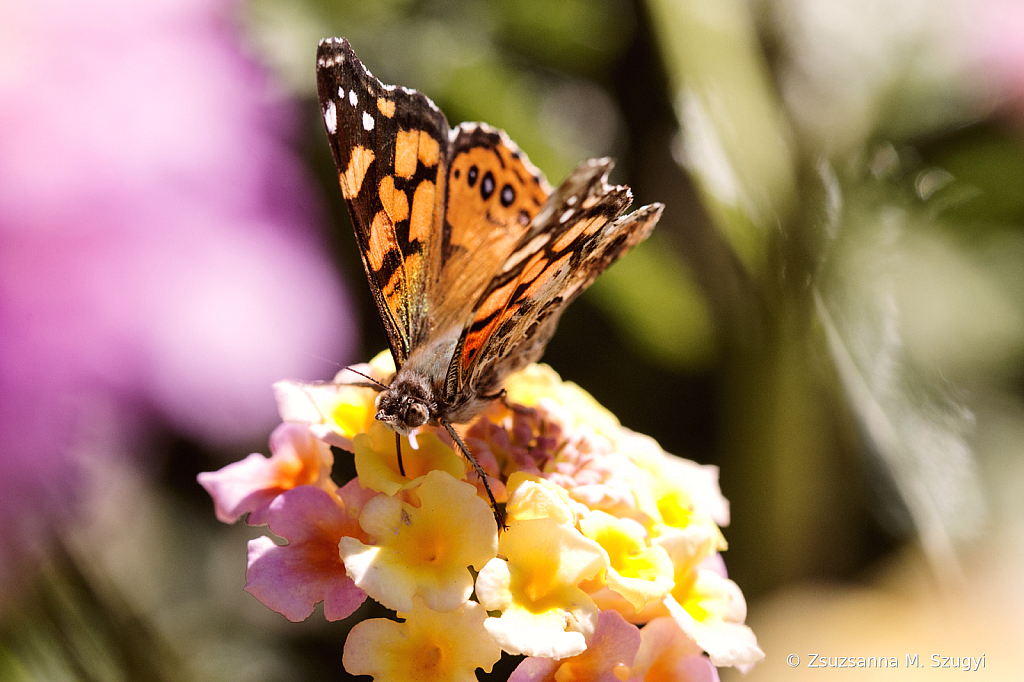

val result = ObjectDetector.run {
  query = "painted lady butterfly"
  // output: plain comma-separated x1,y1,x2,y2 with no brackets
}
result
316,38,663,523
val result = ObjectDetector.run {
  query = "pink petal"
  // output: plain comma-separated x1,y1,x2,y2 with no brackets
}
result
632,617,719,682
337,477,378,517
244,486,365,622
698,553,728,579
197,423,332,525
198,453,283,524
509,610,641,682
507,656,560,682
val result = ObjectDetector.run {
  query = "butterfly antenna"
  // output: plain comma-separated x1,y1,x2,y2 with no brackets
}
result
442,420,506,529
395,431,406,477
341,366,389,390
306,352,345,370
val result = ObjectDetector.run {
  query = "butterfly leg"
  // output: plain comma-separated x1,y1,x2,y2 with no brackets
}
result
395,431,406,477
441,420,506,529
484,388,534,417
483,388,518,411
481,388,507,402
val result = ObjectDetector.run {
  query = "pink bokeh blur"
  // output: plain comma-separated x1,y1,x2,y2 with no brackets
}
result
0,0,355,599
974,0,1024,114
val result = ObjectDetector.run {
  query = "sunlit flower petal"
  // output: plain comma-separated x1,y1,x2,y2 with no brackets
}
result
476,486,607,658
343,599,501,682
244,485,366,622
664,570,763,671
659,453,729,528
591,525,725,625
476,559,591,660
505,472,577,525
353,421,466,496
622,433,729,542
509,609,641,682
339,470,497,613
198,423,333,524
360,349,397,378
631,616,719,682
273,352,396,448
274,379,378,448
655,526,722,578
578,511,675,613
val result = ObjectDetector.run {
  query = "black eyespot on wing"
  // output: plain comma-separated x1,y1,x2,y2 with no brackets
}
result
481,171,495,200
454,169,461,179
500,184,515,207
468,166,478,187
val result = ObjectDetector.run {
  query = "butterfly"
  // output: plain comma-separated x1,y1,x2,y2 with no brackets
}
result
316,38,663,524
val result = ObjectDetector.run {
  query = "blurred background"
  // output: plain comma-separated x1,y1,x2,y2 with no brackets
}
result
3,0,1024,679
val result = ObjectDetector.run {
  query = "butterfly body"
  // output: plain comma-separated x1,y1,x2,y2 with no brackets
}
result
316,38,662,502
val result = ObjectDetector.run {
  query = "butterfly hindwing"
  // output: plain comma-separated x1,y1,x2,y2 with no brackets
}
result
427,123,552,335
445,158,663,400
316,38,449,366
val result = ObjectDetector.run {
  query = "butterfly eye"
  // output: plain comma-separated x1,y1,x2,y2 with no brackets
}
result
406,401,429,428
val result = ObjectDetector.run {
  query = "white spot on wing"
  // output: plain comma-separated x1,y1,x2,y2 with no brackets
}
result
422,94,441,113
362,111,374,131
566,195,577,206
559,208,575,223
323,100,337,134
349,90,358,107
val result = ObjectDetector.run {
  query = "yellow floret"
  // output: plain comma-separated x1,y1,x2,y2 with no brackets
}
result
343,598,501,682
339,470,497,613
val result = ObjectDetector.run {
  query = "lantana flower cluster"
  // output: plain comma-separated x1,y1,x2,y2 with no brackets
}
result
199,353,763,681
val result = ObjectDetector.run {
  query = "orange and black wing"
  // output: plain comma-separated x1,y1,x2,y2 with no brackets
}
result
316,38,449,367
444,158,663,400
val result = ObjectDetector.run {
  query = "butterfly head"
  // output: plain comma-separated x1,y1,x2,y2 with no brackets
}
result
374,373,437,435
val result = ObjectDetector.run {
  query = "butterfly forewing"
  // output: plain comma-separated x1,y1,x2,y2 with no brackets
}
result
316,38,450,366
